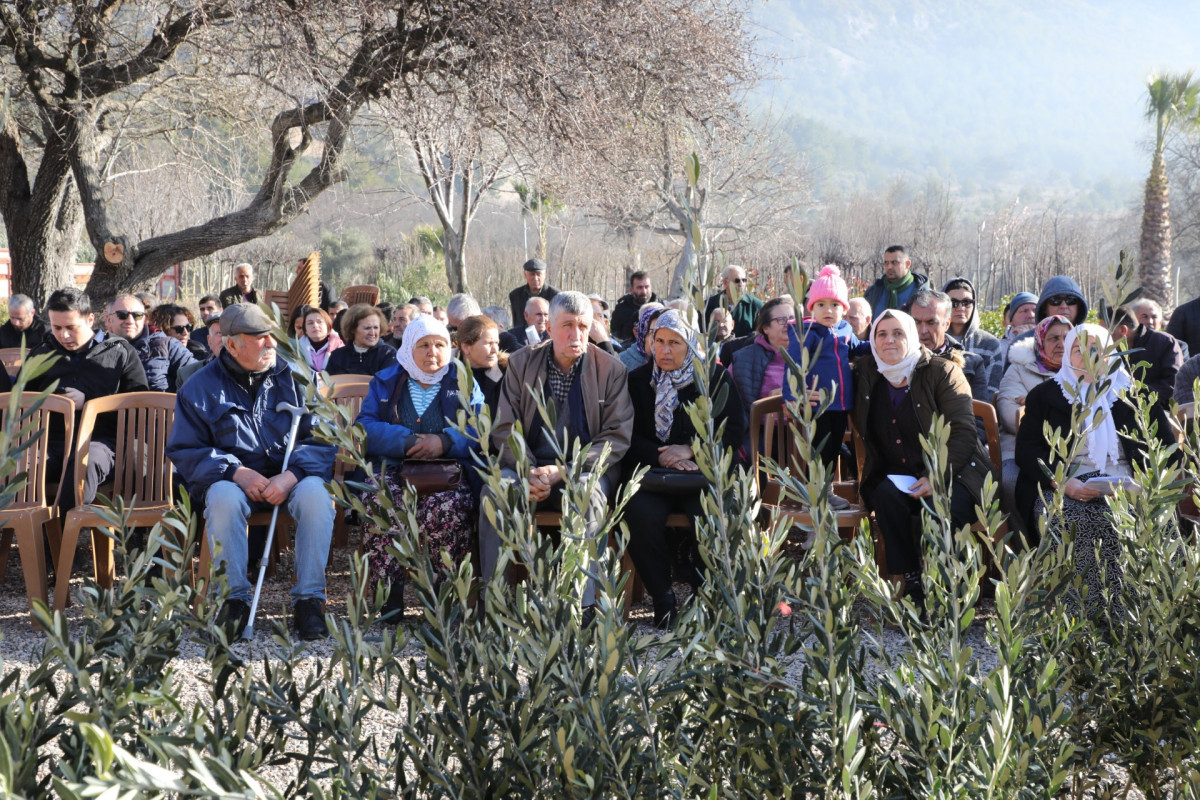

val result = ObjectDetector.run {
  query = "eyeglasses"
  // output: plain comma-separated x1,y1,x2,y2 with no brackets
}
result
769,316,795,326
730,278,748,284
171,324,192,334
950,299,975,308
112,310,145,321
1045,296,1079,306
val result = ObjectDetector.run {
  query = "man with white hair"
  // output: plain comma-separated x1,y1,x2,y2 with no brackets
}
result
500,296,551,352
0,294,49,349
1131,298,1164,331
219,263,259,308
445,293,481,330
845,297,872,340
702,265,763,337
478,291,633,618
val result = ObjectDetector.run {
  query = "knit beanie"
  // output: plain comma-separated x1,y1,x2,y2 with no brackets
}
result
806,265,850,311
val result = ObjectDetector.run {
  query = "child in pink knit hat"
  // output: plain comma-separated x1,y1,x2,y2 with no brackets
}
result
786,265,869,469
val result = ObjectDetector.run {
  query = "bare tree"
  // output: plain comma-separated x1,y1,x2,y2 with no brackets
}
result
1,0,756,306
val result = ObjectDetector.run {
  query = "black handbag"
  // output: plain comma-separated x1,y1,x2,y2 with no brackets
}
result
396,460,462,495
639,467,710,494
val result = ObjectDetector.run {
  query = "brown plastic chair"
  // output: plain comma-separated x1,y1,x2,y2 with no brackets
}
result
323,373,373,392
54,392,177,610
260,290,291,316
326,378,371,547
0,392,75,623
0,348,23,379
341,285,381,307
749,394,870,539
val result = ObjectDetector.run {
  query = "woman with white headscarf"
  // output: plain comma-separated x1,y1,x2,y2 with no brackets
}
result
851,309,994,610
1015,323,1176,617
356,314,483,622
622,310,746,628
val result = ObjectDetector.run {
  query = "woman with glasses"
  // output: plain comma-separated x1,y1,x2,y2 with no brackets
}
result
1034,276,1088,326
728,297,796,443
152,304,207,360
942,277,1004,397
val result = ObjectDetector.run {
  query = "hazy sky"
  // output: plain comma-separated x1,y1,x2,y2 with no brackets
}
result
752,1,1200,187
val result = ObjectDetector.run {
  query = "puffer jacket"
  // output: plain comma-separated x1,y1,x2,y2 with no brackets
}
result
994,337,1054,460
943,277,1005,398
852,347,994,504
356,362,481,464
783,319,869,411
128,327,196,392
166,353,335,501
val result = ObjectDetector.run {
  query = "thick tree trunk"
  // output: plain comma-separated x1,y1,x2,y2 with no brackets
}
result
1139,149,1174,311
0,125,83,306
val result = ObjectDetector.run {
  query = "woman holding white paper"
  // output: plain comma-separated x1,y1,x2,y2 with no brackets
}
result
852,310,994,609
1015,323,1175,617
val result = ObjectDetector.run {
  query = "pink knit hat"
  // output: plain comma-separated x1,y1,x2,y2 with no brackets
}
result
806,264,849,310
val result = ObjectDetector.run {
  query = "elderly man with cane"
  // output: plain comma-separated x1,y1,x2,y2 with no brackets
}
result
167,304,336,640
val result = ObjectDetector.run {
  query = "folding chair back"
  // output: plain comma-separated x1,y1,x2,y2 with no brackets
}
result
341,285,381,307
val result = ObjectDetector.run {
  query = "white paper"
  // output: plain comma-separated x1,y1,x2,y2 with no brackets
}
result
887,474,920,493
1082,475,1140,495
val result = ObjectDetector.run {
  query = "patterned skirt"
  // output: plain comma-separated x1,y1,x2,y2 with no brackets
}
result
1033,470,1121,618
359,467,476,587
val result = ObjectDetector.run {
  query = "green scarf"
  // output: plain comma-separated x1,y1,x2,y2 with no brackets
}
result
884,272,915,309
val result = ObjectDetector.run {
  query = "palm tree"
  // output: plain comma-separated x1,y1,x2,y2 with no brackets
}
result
1140,72,1200,310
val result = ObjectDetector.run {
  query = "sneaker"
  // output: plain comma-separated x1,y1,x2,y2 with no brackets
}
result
293,598,329,641
216,599,251,639
652,590,678,630
828,493,851,511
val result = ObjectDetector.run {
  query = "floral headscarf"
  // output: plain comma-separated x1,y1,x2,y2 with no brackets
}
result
1033,314,1072,374
634,302,666,357
649,310,697,440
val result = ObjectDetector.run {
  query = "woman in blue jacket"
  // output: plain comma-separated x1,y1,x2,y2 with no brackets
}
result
356,314,482,621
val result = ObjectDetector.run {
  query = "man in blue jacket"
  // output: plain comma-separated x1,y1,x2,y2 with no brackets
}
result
105,294,195,391
166,304,336,640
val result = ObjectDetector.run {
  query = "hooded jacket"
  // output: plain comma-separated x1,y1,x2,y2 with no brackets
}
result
942,277,1005,398
127,326,196,392
783,319,869,411
1035,276,1088,324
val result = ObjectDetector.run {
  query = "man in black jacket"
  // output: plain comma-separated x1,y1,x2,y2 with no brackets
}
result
499,296,551,352
0,294,49,349
507,258,559,325
23,288,149,511
610,271,658,344
1113,306,1184,410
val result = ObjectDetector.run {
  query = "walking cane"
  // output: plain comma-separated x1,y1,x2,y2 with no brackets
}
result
243,401,307,640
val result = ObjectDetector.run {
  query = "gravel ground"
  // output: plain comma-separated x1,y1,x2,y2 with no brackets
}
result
0,529,1145,797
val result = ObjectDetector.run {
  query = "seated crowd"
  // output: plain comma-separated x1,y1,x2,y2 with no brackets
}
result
9,249,1199,639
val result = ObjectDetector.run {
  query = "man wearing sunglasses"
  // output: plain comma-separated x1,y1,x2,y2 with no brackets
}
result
105,294,196,392
702,265,763,338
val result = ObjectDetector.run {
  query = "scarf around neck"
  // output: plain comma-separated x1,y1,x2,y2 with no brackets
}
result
649,310,698,440
884,271,915,309
870,309,922,387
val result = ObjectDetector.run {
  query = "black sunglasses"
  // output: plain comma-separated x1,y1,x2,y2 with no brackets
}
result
1045,295,1079,306
113,310,145,321
171,324,192,334
950,298,975,308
